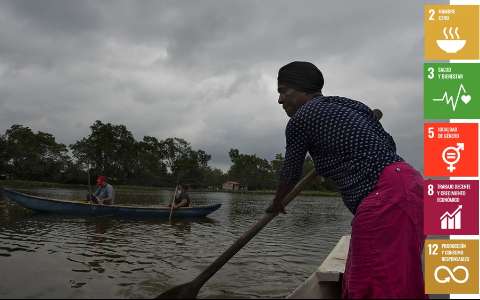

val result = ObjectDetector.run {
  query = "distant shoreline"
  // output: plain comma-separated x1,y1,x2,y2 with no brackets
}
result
0,179,340,197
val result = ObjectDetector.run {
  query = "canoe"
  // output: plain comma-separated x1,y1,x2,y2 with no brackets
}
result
1,188,221,219
286,235,350,299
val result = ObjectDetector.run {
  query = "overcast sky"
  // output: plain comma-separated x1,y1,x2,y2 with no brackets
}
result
0,0,446,172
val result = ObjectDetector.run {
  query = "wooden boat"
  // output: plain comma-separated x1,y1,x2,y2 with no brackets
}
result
286,235,350,299
1,188,221,219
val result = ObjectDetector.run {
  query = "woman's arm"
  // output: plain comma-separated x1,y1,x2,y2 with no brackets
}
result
174,199,188,209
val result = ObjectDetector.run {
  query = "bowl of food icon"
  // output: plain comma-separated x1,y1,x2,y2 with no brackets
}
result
436,40,466,53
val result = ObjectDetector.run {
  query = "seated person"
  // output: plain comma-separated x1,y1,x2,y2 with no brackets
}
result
172,184,191,208
89,176,115,205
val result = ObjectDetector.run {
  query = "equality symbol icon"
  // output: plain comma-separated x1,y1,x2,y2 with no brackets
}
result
436,27,467,53
440,205,462,230
434,265,469,284
442,143,464,172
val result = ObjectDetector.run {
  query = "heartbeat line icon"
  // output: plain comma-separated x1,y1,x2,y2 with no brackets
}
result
433,84,471,112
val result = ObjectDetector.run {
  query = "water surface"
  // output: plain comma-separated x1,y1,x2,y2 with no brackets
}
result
0,188,352,298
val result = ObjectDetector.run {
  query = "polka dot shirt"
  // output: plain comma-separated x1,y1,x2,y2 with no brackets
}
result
280,96,403,214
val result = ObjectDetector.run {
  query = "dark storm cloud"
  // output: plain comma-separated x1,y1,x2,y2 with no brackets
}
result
0,0,443,171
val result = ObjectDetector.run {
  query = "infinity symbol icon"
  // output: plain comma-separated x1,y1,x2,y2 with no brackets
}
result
434,265,469,284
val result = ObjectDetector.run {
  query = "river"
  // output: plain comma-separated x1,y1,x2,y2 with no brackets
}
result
0,188,352,298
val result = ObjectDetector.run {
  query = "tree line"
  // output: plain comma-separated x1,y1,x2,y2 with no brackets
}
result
0,121,337,192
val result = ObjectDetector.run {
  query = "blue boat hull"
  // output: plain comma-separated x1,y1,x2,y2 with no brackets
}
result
1,188,221,219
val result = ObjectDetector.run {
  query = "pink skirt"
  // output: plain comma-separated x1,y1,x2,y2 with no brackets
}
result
342,162,427,299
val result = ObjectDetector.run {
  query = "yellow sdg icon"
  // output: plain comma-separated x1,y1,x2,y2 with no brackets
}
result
436,26,466,54
425,5,479,60
434,265,469,284
425,240,479,294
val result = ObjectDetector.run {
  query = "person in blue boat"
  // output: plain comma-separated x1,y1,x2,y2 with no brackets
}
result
90,175,115,205
268,61,426,299
172,184,191,208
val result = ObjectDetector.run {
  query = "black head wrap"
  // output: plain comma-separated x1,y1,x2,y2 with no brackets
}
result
277,61,324,93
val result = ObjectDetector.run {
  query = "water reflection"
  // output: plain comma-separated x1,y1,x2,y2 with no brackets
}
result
0,188,352,299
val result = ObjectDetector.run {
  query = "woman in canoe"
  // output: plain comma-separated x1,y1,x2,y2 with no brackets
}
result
172,184,191,209
269,61,425,299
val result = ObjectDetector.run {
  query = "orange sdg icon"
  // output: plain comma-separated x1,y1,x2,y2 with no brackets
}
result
425,240,479,294
424,123,478,177
425,5,479,60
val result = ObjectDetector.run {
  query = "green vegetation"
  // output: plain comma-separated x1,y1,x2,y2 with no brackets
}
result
0,179,339,198
1,179,87,190
0,179,170,194
0,122,338,193
242,189,339,197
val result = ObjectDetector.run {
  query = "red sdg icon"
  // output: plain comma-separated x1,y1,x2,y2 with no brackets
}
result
424,123,478,177
442,143,464,172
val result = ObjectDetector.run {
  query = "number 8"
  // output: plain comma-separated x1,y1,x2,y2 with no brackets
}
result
428,184,434,196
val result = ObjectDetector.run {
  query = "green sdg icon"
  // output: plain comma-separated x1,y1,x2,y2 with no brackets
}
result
424,63,480,119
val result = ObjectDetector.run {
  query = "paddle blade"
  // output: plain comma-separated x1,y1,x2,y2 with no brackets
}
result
156,282,200,299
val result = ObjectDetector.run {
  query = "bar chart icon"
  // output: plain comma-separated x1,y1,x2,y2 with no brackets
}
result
440,205,462,230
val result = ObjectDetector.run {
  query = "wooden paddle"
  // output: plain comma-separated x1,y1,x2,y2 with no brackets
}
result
168,184,180,221
156,168,318,299
87,164,92,196
86,163,94,203
157,108,383,298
